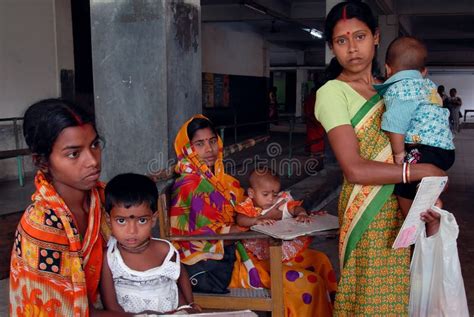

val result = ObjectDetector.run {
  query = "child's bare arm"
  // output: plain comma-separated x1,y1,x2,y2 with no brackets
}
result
290,206,312,223
291,206,308,216
236,213,258,226
388,132,406,164
177,263,202,312
177,263,194,306
259,200,286,220
99,252,125,312
236,213,275,226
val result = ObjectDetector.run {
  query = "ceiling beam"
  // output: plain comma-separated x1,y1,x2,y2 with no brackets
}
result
202,4,274,22
374,0,394,14
395,0,474,15
253,0,291,18
290,2,325,20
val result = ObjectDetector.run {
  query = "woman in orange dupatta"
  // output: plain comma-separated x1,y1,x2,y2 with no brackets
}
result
170,115,336,317
9,99,117,317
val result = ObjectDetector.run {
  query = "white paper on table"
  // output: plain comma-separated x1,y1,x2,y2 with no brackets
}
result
392,176,448,249
149,310,258,316
250,213,339,240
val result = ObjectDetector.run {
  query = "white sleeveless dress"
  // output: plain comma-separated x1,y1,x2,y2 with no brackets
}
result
107,237,180,313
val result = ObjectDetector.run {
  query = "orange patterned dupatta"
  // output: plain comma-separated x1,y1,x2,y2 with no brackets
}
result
170,114,245,264
10,171,110,317
171,115,267,289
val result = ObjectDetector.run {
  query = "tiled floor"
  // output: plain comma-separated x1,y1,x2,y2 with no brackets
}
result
442,129,474,314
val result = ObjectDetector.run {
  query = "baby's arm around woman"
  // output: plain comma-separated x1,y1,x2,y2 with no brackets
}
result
328,124,445,235
327,125,445,185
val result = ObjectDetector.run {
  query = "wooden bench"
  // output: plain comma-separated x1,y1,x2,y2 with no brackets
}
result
463,109,474,122
157,184,285,317
0,148,30,160
0,148,30,186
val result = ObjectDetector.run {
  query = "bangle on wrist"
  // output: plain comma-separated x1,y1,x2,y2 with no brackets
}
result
177,304,192,311
402,162,407,184
406,163,411,183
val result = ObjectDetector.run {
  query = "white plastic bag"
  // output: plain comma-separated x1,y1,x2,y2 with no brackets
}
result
409,206,469,317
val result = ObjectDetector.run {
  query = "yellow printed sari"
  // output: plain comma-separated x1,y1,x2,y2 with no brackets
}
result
334,94,411,316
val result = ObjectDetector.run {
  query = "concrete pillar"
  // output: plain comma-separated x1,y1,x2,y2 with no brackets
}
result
90,0,201,180
295,52,305,117
377,15,399,74
296,68,307,117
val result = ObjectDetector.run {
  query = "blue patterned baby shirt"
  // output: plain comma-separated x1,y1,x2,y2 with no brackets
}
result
374,70,454,150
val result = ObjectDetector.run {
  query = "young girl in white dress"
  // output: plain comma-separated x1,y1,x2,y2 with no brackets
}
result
100,173,201,315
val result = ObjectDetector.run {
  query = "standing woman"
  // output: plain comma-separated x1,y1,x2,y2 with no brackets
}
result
315,2,444,315
9,99,125,316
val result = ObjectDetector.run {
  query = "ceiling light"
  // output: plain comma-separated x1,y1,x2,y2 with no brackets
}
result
303,28,323,39
243,3,267,15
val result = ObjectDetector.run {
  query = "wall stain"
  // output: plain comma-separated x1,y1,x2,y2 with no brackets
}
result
118,0,161,23
171,1,199,53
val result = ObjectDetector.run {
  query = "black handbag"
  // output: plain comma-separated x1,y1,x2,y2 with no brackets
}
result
184,244,236,294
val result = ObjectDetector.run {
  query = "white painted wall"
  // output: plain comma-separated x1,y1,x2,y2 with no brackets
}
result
202,22,269,77
0,0,74,119
428,68,474,114
0,0,73,181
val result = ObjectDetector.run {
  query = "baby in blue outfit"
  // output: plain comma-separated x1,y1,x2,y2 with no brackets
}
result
374,36,455,216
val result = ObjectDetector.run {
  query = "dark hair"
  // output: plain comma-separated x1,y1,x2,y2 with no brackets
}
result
249,166,280,188
23,98,96,163
105,173,158,213
324,1,379,79
386,36,427,72
324,57,344,81
438,85,445,94
187,117,217,141
449,88,457,95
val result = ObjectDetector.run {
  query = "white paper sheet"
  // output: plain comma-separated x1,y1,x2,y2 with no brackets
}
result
250,213,339,240
392,176,448,249
148,310,258,316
